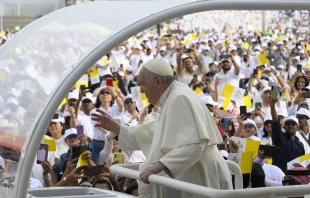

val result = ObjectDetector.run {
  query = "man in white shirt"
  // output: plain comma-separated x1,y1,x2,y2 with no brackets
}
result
121,94,139,126
213,54,241,95
295,108,310,154
110,43,129,70
129,44,144,70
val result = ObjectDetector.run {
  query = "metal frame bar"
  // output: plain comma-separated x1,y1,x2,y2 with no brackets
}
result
111,163,310,198
12,1,310,197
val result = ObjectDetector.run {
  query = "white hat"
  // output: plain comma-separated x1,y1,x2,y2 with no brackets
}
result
64,128,78,140
200,95,218,106
82,92,96,104
293,56,301,61
300,49,305,54
248,32,254,37
126,65,137,72
98,86,107,93
297,108,310,119
124,94,133,101
213,61,219,66
230,46,237,51
277,109,288,117
284,115,299,126
118,71,124,77
133,44,142,50
244,119,257,130
262,87,271,93
208,38,214,42
181,54,190,59
8,97,19,106
143,58,174,77
264,114,272,122
100,69,113,77
51,116,65,124
0,156,5,168
254,46,262,51
277,41,283,46
201,46,211,51
67,90,79,100
262,42,268,48
276,65,285,70
159,46,166,52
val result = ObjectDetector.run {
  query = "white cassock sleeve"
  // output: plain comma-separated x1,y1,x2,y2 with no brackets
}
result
159,142,206,178
118,125,141,151
118,121,156,157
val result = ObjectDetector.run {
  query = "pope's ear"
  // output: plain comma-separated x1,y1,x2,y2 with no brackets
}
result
155,76,163,87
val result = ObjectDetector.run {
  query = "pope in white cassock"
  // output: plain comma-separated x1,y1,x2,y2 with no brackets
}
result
92,58,232,198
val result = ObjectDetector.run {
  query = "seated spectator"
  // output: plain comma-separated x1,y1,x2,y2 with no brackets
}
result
92,179,113,190
235,116,261,141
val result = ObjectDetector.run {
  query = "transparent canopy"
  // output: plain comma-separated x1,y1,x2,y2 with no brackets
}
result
0,0,310,198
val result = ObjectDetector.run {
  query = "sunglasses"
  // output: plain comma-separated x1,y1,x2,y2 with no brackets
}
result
125,99,134,104
297,116,307,120
100,91,110,95
264,121,272,125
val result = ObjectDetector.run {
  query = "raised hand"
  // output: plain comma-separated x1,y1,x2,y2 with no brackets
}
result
91,109,120,135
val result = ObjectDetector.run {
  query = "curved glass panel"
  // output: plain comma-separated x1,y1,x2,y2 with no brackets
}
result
0,1,191,197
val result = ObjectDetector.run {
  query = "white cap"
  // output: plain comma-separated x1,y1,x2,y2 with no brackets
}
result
124,94,133,101
248,32,254,37
293,56,301,61
181,54,190,59
284,115,299,126
118,71,124,77
82,92,96,104
51,116,65,124
214,61,219,66
230,46,237,51
277,41,283,46
100,69,113,77
277,109,288,117
208,38,214,42
143,58,174,77
264,114,272,122
244,119,257,130
262,87,271,93
247,108,254,114
297,108,310,119
159,46,166,52
276,65,285,70
262,42,268,48
201,46,211,51
0,156,5,168
126,65,137,72
300,49,305,54
133,44,142,50
64,128,78,140
98,86,107,93
200,95,218,106
254,46,262,51
67,90,79,100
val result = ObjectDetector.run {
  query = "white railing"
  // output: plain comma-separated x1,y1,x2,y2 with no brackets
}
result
110,161,310,198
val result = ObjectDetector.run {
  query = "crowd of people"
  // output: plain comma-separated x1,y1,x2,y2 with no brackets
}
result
1,9,310,197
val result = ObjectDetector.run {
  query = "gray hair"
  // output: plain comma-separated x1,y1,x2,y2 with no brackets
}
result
148,71,177,85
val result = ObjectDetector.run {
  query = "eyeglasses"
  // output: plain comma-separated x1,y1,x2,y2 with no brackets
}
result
125,100,134,104
264,121,272,125
100,91,110,95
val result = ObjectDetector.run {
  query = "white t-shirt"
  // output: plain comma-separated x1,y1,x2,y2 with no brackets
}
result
111,49,127,69
296,130,310,154
44,135,68,165
77,112,95,139
91,104,123,141
213,70,241,95
130,54,142,70
156,54,170,64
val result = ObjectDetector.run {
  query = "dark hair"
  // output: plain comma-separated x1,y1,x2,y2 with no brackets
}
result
112,72,127,96
251,163,266,188
78,178,92,186
92,179,113,190
125,184,138,195
227,120,236,137
45,122,65,137
95,89,114,108
294,76,309,91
